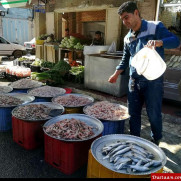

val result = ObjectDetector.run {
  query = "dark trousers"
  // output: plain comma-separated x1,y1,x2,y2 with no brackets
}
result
127,76,164,141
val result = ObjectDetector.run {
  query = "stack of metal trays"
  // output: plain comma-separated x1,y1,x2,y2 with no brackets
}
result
91,134,167,176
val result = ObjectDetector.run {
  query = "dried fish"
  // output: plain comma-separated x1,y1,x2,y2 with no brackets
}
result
0,95,23,106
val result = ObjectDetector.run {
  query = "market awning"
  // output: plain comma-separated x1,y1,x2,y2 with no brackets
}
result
0,0,32,8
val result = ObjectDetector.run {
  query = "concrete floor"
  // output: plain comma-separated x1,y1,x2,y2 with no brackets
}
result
0,57,181,178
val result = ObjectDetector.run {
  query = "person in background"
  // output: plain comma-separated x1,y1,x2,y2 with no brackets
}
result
108,1,180,146
65,28,70,38
91,31,104,45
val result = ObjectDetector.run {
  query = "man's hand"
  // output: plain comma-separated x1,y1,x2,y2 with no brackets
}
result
145,40,163,48
108,70,123,83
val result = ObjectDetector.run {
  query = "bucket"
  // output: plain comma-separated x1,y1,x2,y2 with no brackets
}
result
43,114,104,175
87,150,163,178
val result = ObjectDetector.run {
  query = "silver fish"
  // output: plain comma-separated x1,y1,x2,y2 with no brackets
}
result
129,165,150,172
131,148,147,158
114,157,131,166
144,160,162,167
112,147,131,158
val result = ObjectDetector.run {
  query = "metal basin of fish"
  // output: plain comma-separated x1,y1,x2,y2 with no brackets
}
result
0,86,13,94
12,102,65,122
83,102,130,122
9,79,43,89
91,134,167,175
0,93,35,108
52,93,94,108
27,86,66,98
43,114,104,142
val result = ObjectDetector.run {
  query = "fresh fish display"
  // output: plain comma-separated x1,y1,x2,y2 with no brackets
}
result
165,55,181,69
101,140,162,173
10,78,42,89
0,95,23,106
44,118,95,140
84,101,129,120
53,94,93,107
28,86,66,97
13,104,52,120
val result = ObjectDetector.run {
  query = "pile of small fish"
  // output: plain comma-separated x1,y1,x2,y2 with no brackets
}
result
84,101,129,120
28,86,65,97
0,95,23,106
102,140,162,173
10,79,42,89
53,94,92,107
165,55,181,69
44,118,95,140
13,104,51,120
0,86,12,94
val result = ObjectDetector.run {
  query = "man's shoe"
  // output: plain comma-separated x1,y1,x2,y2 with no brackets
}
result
151,139,161,146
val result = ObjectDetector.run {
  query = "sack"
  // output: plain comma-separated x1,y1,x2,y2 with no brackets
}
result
131,47,166,80
107,42,116,53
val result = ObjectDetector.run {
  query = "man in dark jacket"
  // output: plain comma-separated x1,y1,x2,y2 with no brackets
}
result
91,31,104,45
108,1,180,145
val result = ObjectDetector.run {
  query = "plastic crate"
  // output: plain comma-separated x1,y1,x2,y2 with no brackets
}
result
36,40,44,45
87,150,163,178
12,116,46,150
44,133,101,175
101,120,125,136
11,88,29,93
34,97,52,102
0,107,15,131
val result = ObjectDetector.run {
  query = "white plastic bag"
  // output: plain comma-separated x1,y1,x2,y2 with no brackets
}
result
107,42,116,53
131,47,166,80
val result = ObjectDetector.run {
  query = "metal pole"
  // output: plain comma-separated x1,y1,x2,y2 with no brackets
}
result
155,0,161,21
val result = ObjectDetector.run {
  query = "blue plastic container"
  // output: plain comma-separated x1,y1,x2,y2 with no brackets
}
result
33,97,52,102
101,120,125,136
0,107,16,131
11,89,29,93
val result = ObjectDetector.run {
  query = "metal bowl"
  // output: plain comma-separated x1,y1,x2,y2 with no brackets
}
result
43,114,104,142
12,102,65,122
0,86,13,94
52,93,94,108
0,93,35,108
83,102,130,122
91,134,167,176
9,79,43,89
27,86,66,98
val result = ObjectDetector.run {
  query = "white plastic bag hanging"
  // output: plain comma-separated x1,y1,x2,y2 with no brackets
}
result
131,47,166,80
107,42,116,53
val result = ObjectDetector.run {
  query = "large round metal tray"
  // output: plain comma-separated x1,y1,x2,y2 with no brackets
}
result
43,114,104,142
52,93,94,108
27,86,66,98
9,79,43,89
12,102,65,121
0,93,35,108
0,86,13,94
91,134,167,175
83,102,130,122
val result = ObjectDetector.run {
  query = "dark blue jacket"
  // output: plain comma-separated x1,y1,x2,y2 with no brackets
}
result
116,19,180,78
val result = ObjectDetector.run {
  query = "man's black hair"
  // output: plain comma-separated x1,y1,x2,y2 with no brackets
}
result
118,1,139,16
95,31,102,35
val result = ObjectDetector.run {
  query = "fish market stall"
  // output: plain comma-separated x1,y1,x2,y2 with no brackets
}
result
43,113,104,175
0,93,35,131
12,102,64,150
87,134,166,178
